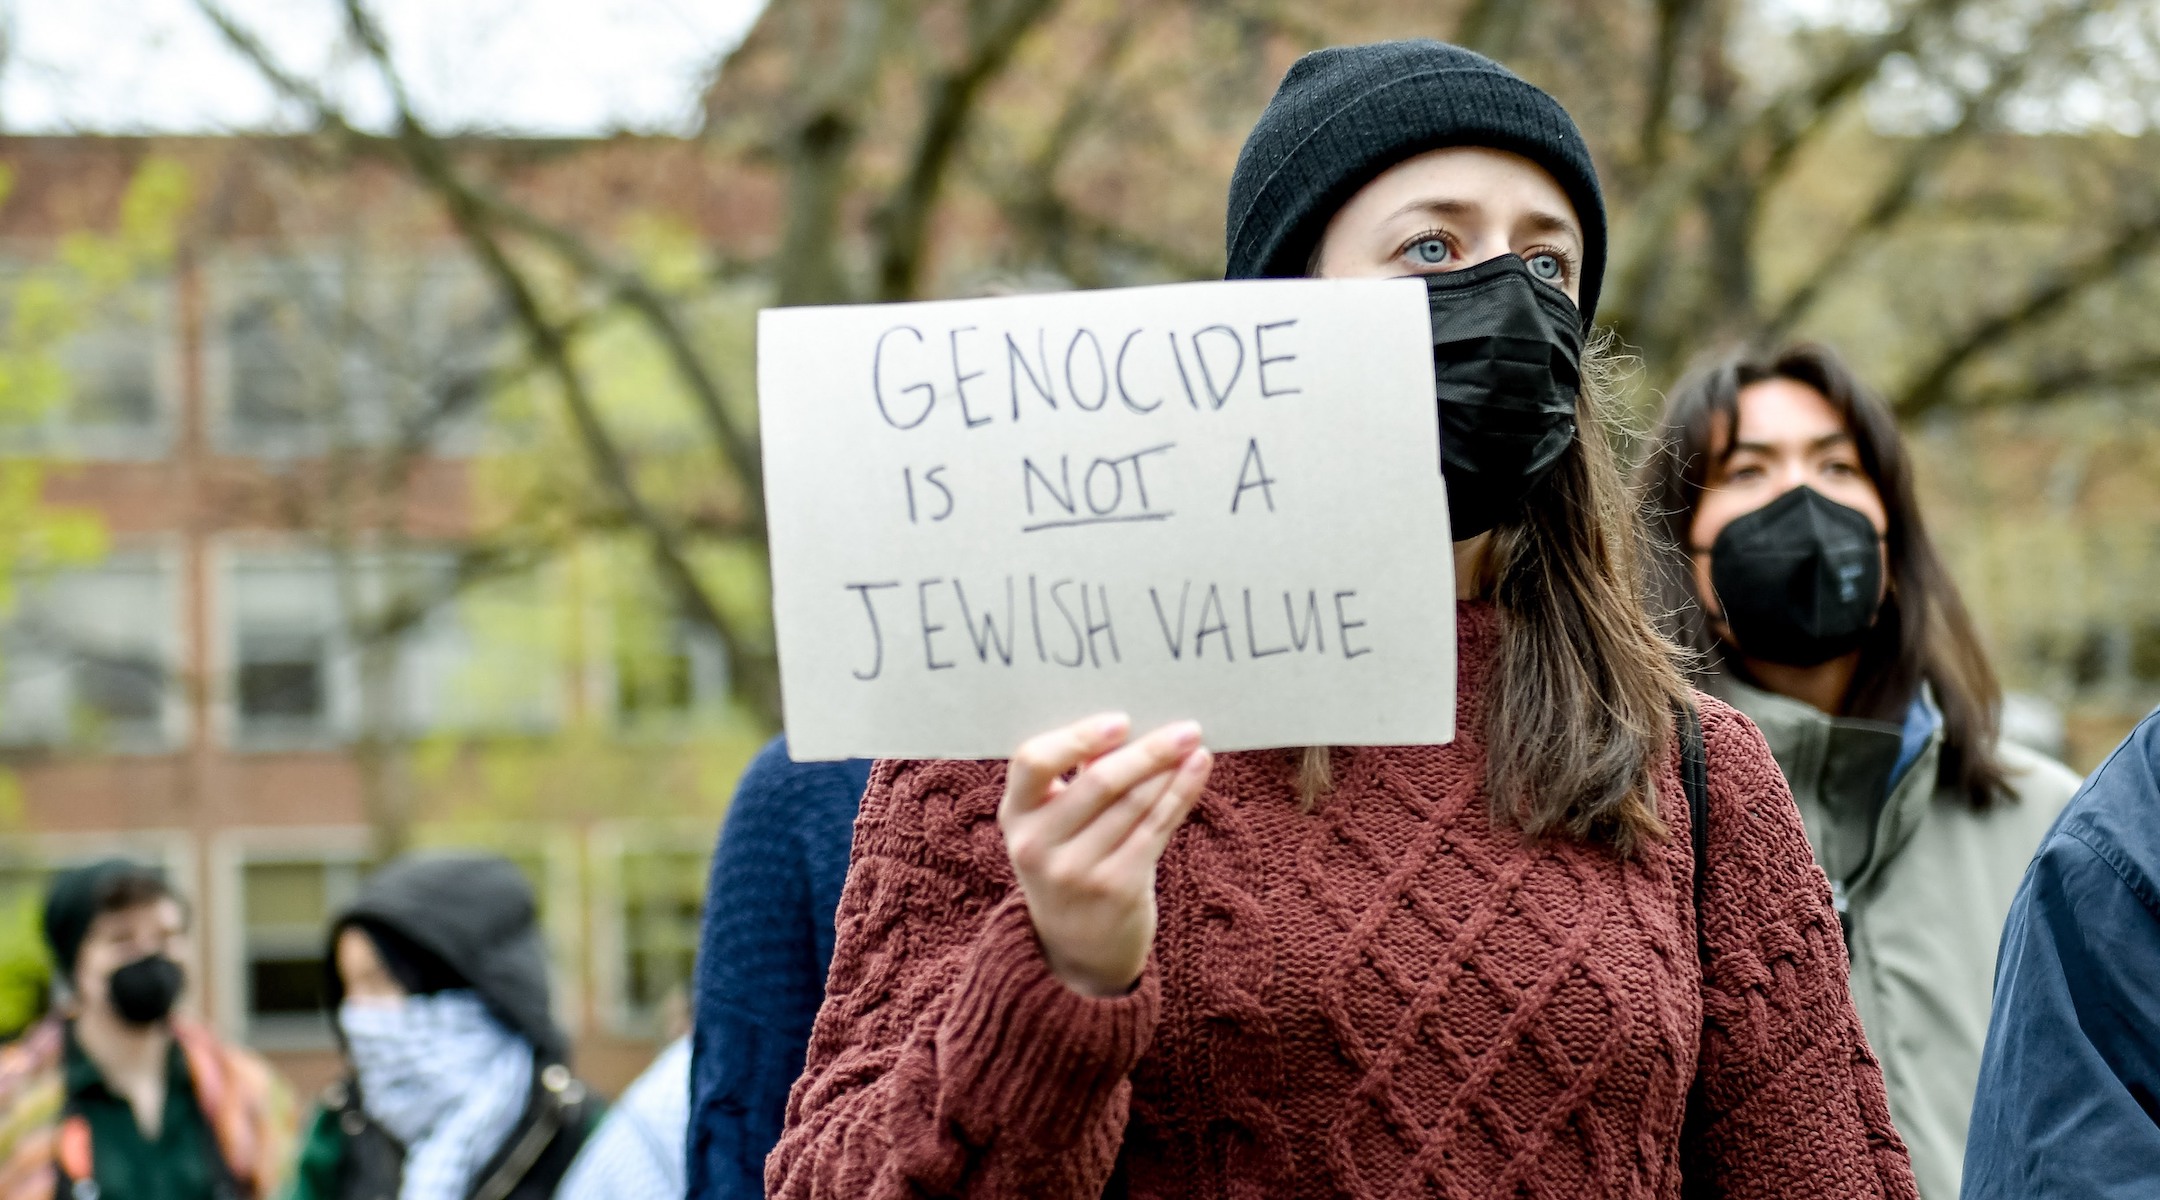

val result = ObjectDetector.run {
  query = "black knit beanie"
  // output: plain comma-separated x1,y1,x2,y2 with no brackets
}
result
43,858,171,982
1225,39,1608,326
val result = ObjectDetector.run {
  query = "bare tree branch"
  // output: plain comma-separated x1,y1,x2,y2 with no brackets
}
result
773,0,896,305
1638,0,1711,171
1893,204,2160,416
196,0,765,523
349,0,779,716
871,0,1065,299
215,0,773,718
980,15,1212,288
1761,0,2109,340
1604,0,1965,334
478,196,765,520
1953,351,2160,409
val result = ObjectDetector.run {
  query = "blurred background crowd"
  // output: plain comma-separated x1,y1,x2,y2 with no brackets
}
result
0,0,2149,1122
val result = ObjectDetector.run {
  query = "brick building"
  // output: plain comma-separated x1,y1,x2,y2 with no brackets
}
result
0,133,777,1097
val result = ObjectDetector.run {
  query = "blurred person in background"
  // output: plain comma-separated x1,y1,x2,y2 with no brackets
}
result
558,987,691,1200
686,737,870,1199
1963,707,2160,1198
288,852,600,1200
1639,342,2081,1200
555,1037,685,1200
768,40,1915,1200
0,859,292,1200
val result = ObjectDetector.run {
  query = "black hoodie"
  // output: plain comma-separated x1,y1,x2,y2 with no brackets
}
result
326,851,567,1064
310,851,598,1200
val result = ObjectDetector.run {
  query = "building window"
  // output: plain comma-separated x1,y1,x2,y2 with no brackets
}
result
226,296,316,436
400,569,564,735
61,319,162,439
75,653,164,726
241,856,365,1043
0,554,178,751
236,629,329,729
598,832,709,1036
216,261,503,457
226,548,565,747
0,279,170,459
614,617,728,727
228,556,342,746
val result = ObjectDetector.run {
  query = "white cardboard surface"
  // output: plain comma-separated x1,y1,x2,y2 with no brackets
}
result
757,277,1454,760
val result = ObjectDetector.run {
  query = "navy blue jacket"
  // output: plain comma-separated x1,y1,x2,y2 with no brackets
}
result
1964,709,2160,1198
687,737,871,1200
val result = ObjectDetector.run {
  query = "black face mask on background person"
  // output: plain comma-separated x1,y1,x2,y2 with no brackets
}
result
1707,485,1885,667
107,953,184,1026
1426,253,1584,541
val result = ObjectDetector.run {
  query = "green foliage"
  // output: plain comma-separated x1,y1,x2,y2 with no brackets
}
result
0,159,189,606
404,534,770,828
0,158,187,769
401,241,775,831
0,887,51,1039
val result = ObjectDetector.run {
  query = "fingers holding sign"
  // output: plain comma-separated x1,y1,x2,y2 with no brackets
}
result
999,714,1214,998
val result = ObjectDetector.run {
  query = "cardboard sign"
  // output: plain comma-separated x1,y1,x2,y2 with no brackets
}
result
758,278,1454,761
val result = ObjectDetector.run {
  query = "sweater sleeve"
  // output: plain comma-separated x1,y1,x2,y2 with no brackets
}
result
765,758,1160,1199
689,739,850,1200
1680,699,1919,1200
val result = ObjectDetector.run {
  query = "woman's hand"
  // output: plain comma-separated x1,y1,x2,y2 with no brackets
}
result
999,713,1214,998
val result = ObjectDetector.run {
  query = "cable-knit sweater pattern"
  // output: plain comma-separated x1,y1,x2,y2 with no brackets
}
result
768,602,1918,1199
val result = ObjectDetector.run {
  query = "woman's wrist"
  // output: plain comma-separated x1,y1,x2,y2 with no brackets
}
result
1042,947,1143,999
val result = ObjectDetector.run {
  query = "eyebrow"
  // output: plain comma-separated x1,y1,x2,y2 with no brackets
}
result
1722,430,1856,461
1382,198,1583,247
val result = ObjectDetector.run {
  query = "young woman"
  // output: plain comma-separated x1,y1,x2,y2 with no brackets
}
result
289,853,601,1200
1637,343,2079,1200
769,41,1917,1199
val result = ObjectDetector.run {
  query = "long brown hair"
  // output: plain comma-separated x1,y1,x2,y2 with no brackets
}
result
1304,334,1692,856
1637,342,2011,810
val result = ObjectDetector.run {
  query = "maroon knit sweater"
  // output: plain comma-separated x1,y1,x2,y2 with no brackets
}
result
769,603,1918,1199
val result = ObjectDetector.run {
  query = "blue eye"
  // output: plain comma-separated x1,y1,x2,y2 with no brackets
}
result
1527,253,1563,281
1408,237,1450,266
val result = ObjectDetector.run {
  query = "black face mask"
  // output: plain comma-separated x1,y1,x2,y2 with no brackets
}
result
1426,254,1583,540
1707,486,1885,667
107,954,184,1026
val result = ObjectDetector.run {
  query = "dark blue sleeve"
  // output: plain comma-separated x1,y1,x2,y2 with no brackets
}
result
1963,824,2160,1198
686,737,869,1200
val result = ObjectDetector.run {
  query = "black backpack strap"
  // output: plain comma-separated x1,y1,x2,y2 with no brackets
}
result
1680,703,1710,949
1677,702,1717,1178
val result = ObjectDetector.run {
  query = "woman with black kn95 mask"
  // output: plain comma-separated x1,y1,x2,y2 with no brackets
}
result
768,40,1918,1200
1638,341,2080,1200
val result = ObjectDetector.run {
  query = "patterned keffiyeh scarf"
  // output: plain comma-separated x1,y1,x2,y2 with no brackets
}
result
340,990,535,1200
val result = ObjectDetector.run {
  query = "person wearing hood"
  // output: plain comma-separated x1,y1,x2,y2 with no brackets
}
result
0,859,293,1200
1963,707,2160,1197
1636,342,2081,1199
767,40,1915,1200
287,852,600,1200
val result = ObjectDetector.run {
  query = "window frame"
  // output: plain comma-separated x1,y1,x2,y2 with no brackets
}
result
0,541,187,754
587,817,715,1039
0,265,177,461
209,827,372,1051
206,255,502,460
